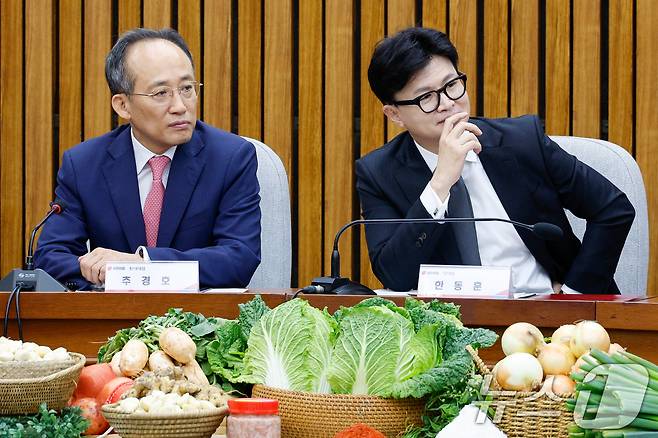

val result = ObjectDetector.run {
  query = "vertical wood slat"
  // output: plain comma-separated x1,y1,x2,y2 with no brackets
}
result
544,0,570,135
25,0,54,243
143,0,172,28
264,0,293,178
178,0,201,69
359,0,385,289
572,0,600,137
636,0,658,293
237,0,262,139
297,0,323,286
422,0,447,31
386,0,416,142
510,0,539,116
325,0,354,277
84,0,112,139
608,0,633,153
449,0,478,116
59,0,83,159
203,1,232,130
483,0,508,118
118,0,141,34
0,0,24,273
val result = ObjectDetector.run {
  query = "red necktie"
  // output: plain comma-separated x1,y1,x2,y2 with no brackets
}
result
143,155,170,247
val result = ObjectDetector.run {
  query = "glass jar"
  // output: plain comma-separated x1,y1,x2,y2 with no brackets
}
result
226,398,281,438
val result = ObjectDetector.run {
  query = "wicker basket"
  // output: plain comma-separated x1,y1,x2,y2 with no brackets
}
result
467,346,573,438
102,404,229,438
252,384,425,438
0,352,85,415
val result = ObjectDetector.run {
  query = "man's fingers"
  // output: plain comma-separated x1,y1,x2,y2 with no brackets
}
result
442,112,469,138
449,121,482,139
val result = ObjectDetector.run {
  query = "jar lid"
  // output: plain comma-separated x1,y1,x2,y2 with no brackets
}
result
228,398,279,415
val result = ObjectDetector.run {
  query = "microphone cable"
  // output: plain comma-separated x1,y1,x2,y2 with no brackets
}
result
3,284,23,340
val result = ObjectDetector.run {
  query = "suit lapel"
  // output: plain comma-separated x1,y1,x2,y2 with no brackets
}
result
474,119,555,270
157,131,206,247
392,132,433,206
102,127,147,250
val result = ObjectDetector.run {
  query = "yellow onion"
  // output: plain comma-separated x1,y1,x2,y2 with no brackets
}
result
542,375,576,395
570,321,610,357
493,353,544,391
551,324,576,346
537,343,576,375
608,343,626,355
501,322,545,356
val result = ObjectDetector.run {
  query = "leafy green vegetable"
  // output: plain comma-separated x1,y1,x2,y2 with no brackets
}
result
235,299,336,392
0,403,89,438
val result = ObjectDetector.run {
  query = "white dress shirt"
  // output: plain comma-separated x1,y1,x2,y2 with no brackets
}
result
132,129,177,257
414,141,577,294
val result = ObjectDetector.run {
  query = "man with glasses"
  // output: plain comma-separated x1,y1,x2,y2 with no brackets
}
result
34,28,261,290
357,27,634,294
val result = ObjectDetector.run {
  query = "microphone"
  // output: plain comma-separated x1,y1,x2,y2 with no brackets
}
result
299,217,563,296
25,199,66,270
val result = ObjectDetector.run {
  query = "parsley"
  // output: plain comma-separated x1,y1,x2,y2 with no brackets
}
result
0,404,89,438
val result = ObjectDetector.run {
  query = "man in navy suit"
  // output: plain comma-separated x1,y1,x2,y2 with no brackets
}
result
34,28,261,290
357,27,634,294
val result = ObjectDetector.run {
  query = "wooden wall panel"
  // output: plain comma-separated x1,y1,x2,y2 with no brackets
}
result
324,0,354,277
422,0,447,31
386,0,416,142
178,0,202,69
297,0,323,286
263,0,293,175
636,0,658,293
59,0,83,159
143,0,172,28
0,0,24,273
118,0,141,34
203,1,232,130
449,0,478,116
84,0,112,139
25,0,54,243
572,0,600,137
237,0,262,139
510,0,539,116
545,0,570,135
483,0,508,118
608,0,633,153
360,0,385,290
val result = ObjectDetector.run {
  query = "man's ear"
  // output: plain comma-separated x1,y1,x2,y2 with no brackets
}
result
383,104,405,128
111,94,131,120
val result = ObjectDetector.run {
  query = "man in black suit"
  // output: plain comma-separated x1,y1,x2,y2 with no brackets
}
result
356,27,634,294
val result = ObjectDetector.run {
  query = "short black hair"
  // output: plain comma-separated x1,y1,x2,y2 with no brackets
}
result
105,28,194,95
367,27,459,104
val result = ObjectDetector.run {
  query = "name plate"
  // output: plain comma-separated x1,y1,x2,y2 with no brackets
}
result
105,261,199,291
417,264,511,298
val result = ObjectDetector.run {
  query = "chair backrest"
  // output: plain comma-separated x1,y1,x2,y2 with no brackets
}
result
550,136,649,296
243,136,292,288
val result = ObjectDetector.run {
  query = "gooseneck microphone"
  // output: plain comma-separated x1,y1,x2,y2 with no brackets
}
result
297,217,563,296
1,199,68,340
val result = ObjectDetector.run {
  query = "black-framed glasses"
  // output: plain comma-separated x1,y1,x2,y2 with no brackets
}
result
129,81,202,103
393,73,467,113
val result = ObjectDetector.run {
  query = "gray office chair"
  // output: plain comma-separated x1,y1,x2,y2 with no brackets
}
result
243,136,292,289
551,136,649,296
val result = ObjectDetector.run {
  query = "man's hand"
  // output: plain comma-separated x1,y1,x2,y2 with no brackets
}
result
430,112,483,201
552,281,563,294
79,248,143,285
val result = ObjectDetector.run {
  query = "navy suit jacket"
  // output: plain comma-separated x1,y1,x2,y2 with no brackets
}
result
356,115,635,293
34,121,261,290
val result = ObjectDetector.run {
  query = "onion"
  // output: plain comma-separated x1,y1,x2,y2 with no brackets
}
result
551,324,576,346
501,322,545,356
570,321,610,357
542,375,576,395
537,343,575,375
571,354,589,374
608,343,626,355
493,352,544,391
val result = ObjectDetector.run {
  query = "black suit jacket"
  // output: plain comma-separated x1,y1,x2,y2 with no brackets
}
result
355,115,635,293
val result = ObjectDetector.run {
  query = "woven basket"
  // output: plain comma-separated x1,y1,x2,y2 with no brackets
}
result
0,352,85,415
0,354,78,379
102,404,229,438
252,384,425,438
467,346,573,438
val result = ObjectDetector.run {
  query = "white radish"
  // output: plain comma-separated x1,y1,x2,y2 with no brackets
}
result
158,327,196,364
110,351,123,376
148,350,175,374
182,358,210,386
119,339,149,377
